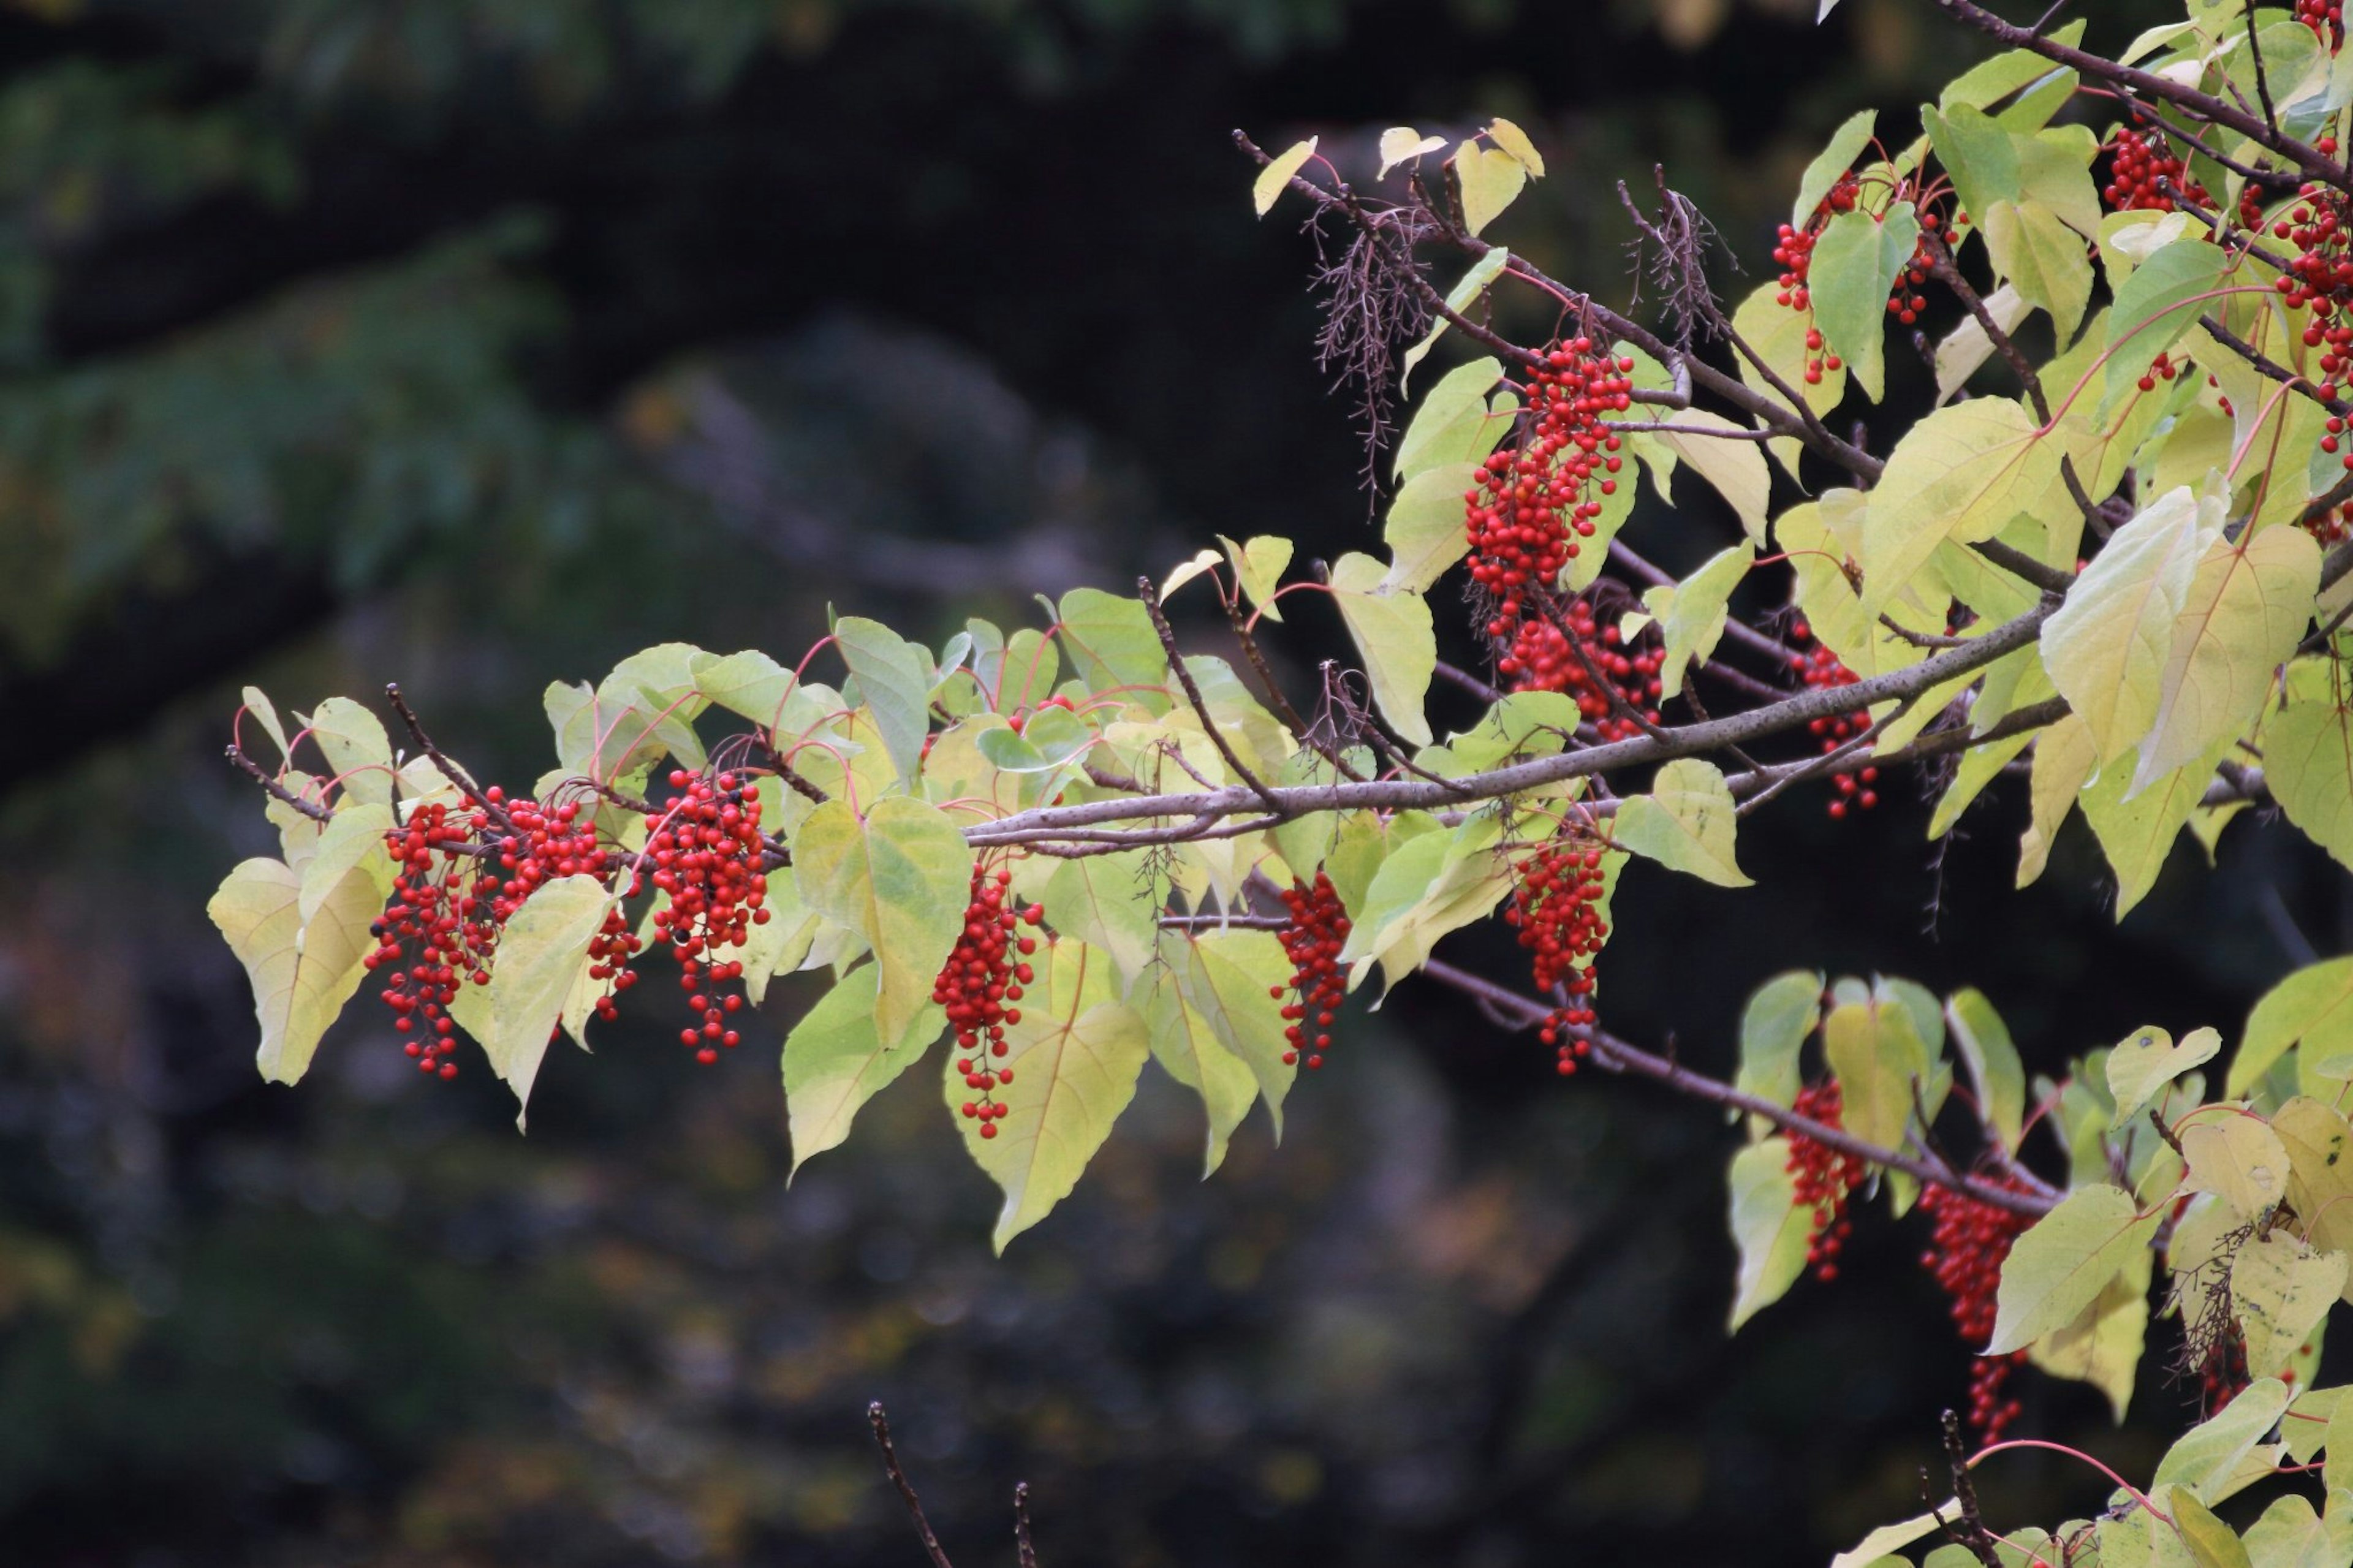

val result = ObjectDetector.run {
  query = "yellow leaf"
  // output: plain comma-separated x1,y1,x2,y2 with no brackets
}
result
1642,542,1754,700
2181,1113,2291,1221
2231,1231,2346,1379
208,856,380,1086
793,796,974,1048
1988,1182,2161,1354
2107,1023,2221,1129
1328,551,1435,745
2029,1237,2150,1421
2263,672,2353,874
1455,141,1526,237
784,963,941,1175
1726,1138,1811,1328
1217,534,1293,622
2272,1099,2353,1273
2232,956,2353,1098
1376,127,1444,179
448,874,612,1127
1822,994,1931,1150
1253,137,1316,217
2018,712,2096,887
1860,397,2064,611
1628,409,1771,542
1484,116,1545,176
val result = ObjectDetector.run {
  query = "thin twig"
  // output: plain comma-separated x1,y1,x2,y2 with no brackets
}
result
868,1403,955,1568
1014,1483,1040,1568
385,683,516,833
1140,576,1283,812
225,743,333,822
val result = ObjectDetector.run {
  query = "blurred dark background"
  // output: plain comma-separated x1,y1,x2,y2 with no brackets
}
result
3,1,2350,1564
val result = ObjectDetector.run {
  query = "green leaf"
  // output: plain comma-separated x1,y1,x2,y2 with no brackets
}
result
1861,397,2063,610
783,963,940,1175
1828,1509,1957,1568
1947,988,2027,1151
2172,1488,2256,1568
1382,461,1480,593
2234,958,2353,1097
2105,238,2234,411
298,803,395,925
691,648,828,735
949,939,1150,1252
1822,994,1932,1150
1809,203,1920,403
1253,137,1315,216
2042,484,2224,767
1941,21,2088,114
2240,1493,2353,1568
2157,1378,2295,1502
2233,1232,2346,1381
1169,928,1298,1139
976,627,1060,711
834,616,934,787
2264,678,2353,875
1454,140,1526,237
1057,586,1167,701
2028,1234,2150,1422
1730,281,1846,469
241,686,291,762
1988,1183,2162,1354
1400,248,1511,392
305,695,396,805
1736,971,1825,1110
1141,954,1261,1178
1218,534,1294,622
1643,542,1754,700
1727,1138,1811,1328
1923,104,2022,233
792,796,972,1048
2135,525,2321,789
1986,198,2093,342
2080,735,2233,919
2108,1024,2223,1130
208,855,379,1086
1613,759,1752,887
1328,551,1435,746
1792,109,1876,226
455,874,612,1128
1037,849,1160,991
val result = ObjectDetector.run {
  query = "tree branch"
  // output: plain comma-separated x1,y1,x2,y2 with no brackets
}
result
868,1402,955,1568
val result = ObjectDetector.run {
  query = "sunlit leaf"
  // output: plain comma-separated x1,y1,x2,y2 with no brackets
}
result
1613,758,1752,887
1988,1183,2162,1354
793,796,973,1047
1253,137,1316,216
784,963,941,1175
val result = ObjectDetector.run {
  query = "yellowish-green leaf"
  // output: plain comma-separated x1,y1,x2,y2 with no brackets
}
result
2081,735,2232,918
241,686,290,762
1614,758,1751,887
2028,1235,2150,1422
2136,525,2321,789
2172,1488,2256,1568
1455,141,1526,237
1254,137,1316,216
1376,127,1445,179
1736,970,1825,1110
1142,954,1260,1178
1947,988,2028,1151
1822,993,1931,1150
949,939,1150,1251
1986,197,2094,342
1484,116,1545,176
1399,248,1511,391
1792,108,1876,227
1057,586,1166,699
2240,1492,2353,1568
2264,681,2353,874
1727,1138,1811,1328
1629,411,1771,543
1810,203,1920,403
1643,543,1753,700
2183,1113,2292,1222
1988,1182,2162,1353
1393,357,1509,483
784,963,941,1175
1933,281,2031,404
2043,483,2225,766
2109,1024,2223,1129
298,803,395,925
1862,397,2063,610
2156,1378,2293,1502
2233,1232,2346,1380
1829,1508,1957,1568
1383,461,1480,593
1037,848,1160,991
2018,713,2096,887
2274,1099,2353,1267
1328,551,1434,746
1218,534,1294,623
793,796,973,1047
208,856,379,1087
1169,927,1297,1139
2105,237,2235,411
2235,957,2353,1099
305,695,396,805
459,874,612,1127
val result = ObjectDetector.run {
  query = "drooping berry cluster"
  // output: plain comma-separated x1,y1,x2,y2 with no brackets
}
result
1786,1081,1868,1282
1918,1179,2036,1439
1506,826,1610,1074
1463,337,1632,645
2306,502,2353,548
2264,155,2353,477
1500,596,1666,741
1273,871,1349,1069
2298,0,2345,51
941,863,1043,1138
2101,127,2211,214
1885,221,1940,327
1789,622,1877,819
368,800,506,1079
646,769,771,1064
496,789,641,1029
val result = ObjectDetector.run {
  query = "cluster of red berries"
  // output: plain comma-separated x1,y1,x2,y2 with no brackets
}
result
645,770,772,1064
1789,623,1877,819
1506,826,1610,1074
941,864,1044,1138
1463,338,1632,640
2298,0,2345,51
2102,127,2210,213
1884,218,1946,327
1786,1082,1868,1282
2264,151,2353,476
1273,871,1349,1069
2134,350,2181,394
367,800,507,1079
2196,1324,2251,1415
1919,1179,2036,1439
2307,503,2352,548
1501,597,1666,741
